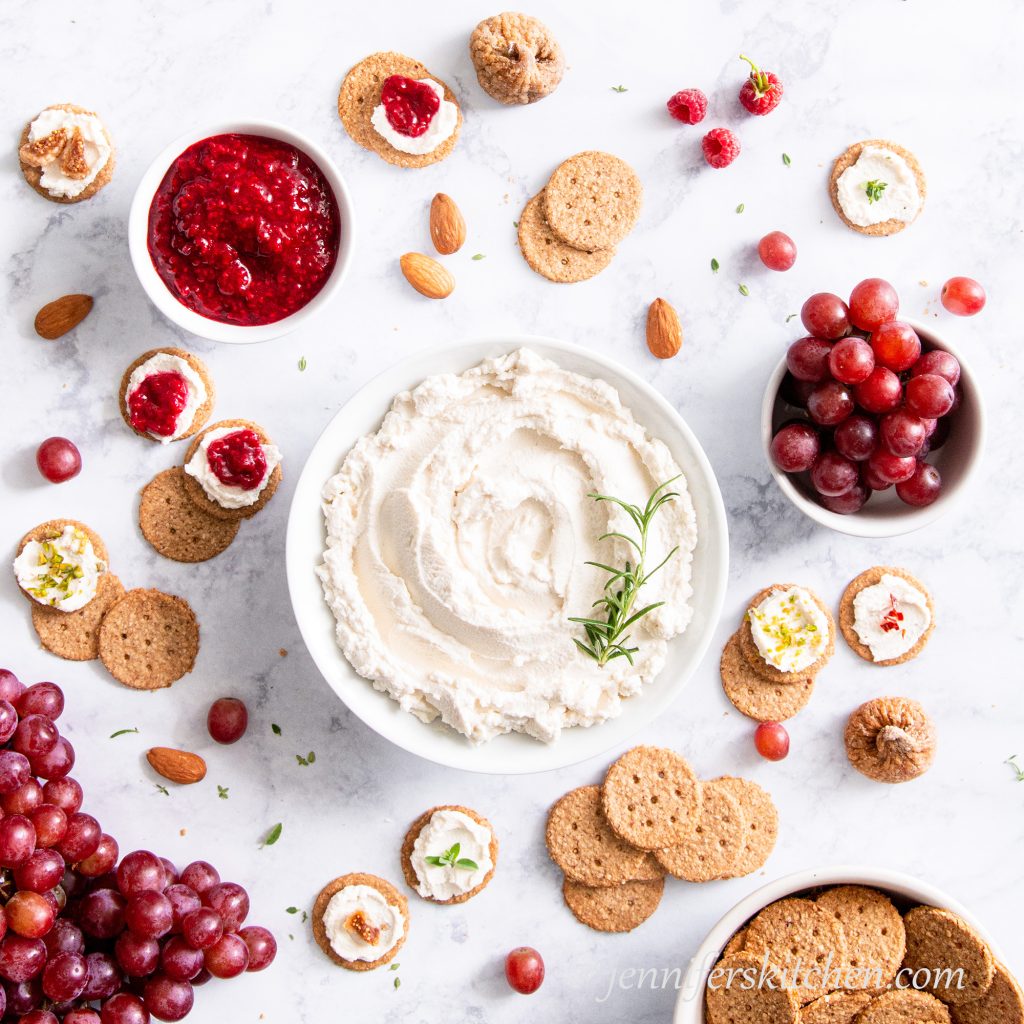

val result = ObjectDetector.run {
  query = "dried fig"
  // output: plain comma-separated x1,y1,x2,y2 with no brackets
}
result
845,696,936,783
469,13,565,105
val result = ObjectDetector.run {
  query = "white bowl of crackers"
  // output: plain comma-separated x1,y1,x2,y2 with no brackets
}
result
762,319,985,538
128,119,355,344
675,865,1018,1024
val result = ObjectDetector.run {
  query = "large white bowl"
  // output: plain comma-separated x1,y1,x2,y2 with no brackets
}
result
761,319,985,537
674,865,1006,1022
286,336,729,775
128,119,355,344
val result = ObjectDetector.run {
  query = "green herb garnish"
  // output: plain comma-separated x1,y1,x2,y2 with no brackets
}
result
786,313,798,322
271,723,282,736
295,751,316,767
154,784,169,797
735,203,745,214
864,179,887,204
569,477,680,666
298,356,307,372
424,842,479,871
739,284,750,296
261,823,283,848
611,85,628,93
110,727,139,739
782,153,792,166
711,258,720,273
1007,755,1024,782
217,785,229,800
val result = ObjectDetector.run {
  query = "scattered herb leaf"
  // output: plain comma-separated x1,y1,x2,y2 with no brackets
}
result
570,478,680,666
394,977,401,990
298,356,307,372
154,784,169,797
295,751,316,767
611,85,628,93
390,964,401,971
217,785,229,800
786,313,798,322
864,179,887,204
286,907,299,914
739,284,750,296
735,203,745,214
513,221,518,229
110,727,139,739
271,723,282,736
782,153,792,166
471,253,485,261
423,842,479,871
1007,755,1024,782
261,823,283,848
710,258,720,273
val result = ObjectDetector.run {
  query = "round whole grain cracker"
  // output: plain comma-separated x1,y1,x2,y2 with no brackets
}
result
829,139,926,237
561,876,663,933
903,906,995,1005
312,872,408,971
517,191,616,283
854,988,950,1023
838,567,935,666
181,419,282,522
721,632,815,721
546,785,663,887
816,886,905,990
32,572,126,662
400,804,498,905
140,468,240,563
97,588,199,690
337,52,462,168
19,103,116,204
118,348,215,443
951,963,1024,1024
743,897,850,1004
801,991,874,1024
715,776,778,878
655,778,745,882
705,951,799,1024
601,746,701,851
16,519,109,610
740,584,836,683
542,151,642,251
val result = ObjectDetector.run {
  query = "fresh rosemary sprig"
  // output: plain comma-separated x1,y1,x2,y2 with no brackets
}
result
570,477,680,666
424,842,478,871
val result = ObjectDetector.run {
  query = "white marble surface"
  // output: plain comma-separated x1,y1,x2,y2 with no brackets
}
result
2,0,1023,1020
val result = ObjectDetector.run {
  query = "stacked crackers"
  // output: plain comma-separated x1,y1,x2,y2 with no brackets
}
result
518,151,642,283
546,746,778,933
708,885,1023,1024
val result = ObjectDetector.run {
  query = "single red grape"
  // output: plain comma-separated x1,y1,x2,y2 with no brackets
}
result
205,933,249,979
57,812,102,863
29,804,67,848
14,849,65,894
880,410,927,457
207,698,248,744
505,946,545,994
117,850,166,897
0,750,32,795
42,950,88,1002
905,374,955,418
912,349,961,386
807,380,854,426
100,992,151,1024
43,919,84,959
143,974,194,1022
115,932,160,977
870,321,921,373
0,699,18,744
800,292,850,339
78,889,126,940
4,892,55,940
849,278,899,331
757,231,797,271
897,463,942,506
238,925,277,971
181,908,223,951
0,815,37,868
810,451,859,496
770,422,820,473
124,890,174,940
786,337,833,382
0,934,47,982
78,834,120,878
828,336,875,385
29,736,75,780
160,936,205,982
835,416,879,464
81,951,122,1001
820,482,870,514
13,715,58,759
754,722,790,760
854,367,902,414
36,438,82,484
3,779,43,815
16,682,64,722
940,276,985,316
179,861,220,895
867,449,917,485
43,777,83,815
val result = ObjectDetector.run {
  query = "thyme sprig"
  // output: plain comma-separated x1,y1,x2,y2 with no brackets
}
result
570,477,680,666
424,842,478,871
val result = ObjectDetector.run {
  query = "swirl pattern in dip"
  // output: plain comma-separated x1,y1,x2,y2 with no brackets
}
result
317,349,698,743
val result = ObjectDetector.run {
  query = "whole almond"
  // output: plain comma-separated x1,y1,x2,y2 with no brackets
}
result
646,297,682,359
429,193,466,255
35,294,94,340
147,747,207,785
400,252,455,299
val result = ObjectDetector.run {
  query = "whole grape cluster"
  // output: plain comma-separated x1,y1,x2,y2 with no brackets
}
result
771,278,962,514
0,669,275,1024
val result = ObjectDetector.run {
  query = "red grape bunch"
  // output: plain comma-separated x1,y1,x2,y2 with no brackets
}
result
771,278,966,514
0,669,275,1024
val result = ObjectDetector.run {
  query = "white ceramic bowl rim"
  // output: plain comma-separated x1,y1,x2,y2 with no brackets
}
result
285,335,730,775
127,118,356,345
673,864,1006,1022
761,318,986,538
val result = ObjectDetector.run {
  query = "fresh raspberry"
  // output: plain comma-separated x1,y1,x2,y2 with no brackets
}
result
701,128,740,169
738,54,783,115
666,88,708,125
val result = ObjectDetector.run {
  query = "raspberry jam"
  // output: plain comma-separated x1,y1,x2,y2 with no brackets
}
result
206,429,267,490
147,134,340,327
381,76,440,138
128,372,189,437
